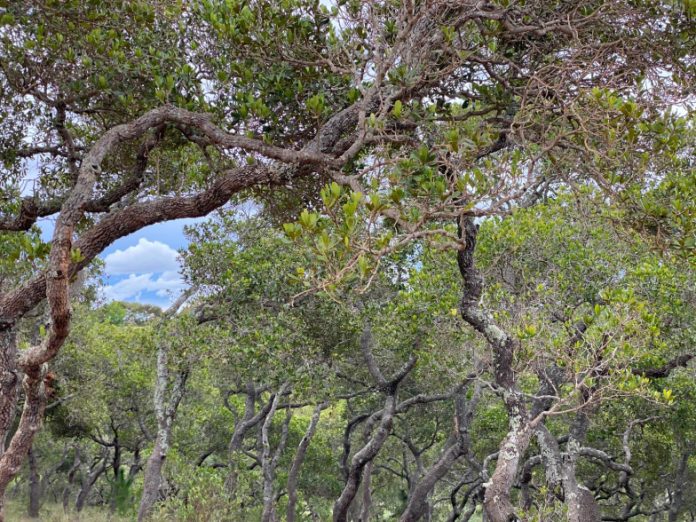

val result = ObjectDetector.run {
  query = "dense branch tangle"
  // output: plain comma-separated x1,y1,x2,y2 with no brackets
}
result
0,0,693,520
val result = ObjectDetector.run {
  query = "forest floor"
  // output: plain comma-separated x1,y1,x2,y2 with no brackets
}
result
5,501,131,521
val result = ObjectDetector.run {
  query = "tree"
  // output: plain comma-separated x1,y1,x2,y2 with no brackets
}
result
0,1,693,520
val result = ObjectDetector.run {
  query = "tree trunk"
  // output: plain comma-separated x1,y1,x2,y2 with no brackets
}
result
138,297,191,521
333,395,397,522
534,424,564,505
27,446,41,518
563,413,600,522
287,402,325,522
261,386,290,522
0,369,46,522
62,447,81,512
359,461,374,522
0,329,18,522
401,385,481,522
667,450,690,522
483,418,533,522
225,382,272,498
138,440,166,521
457,217,529,522
0,329,18,458
75,453,107,513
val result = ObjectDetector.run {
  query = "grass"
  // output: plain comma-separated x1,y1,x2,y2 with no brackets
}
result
5,501,133,522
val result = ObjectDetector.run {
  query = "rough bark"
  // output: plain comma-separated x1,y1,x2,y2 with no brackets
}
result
534,425,564,503
0,93,373,329
0,370,46,522
563,413,601,522
138,440,167,522
137,292,192,521
484,420,533,522
457,216,530,522
0,329,18,457
27,446,40,518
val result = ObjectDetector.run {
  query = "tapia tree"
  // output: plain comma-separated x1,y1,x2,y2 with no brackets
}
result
0,0,693,520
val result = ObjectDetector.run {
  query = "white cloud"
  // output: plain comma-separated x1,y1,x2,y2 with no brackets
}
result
102,271,187,303
104,238,180,275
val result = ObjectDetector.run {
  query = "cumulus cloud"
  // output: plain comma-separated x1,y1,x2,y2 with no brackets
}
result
102,271,187,302
103,238,180,276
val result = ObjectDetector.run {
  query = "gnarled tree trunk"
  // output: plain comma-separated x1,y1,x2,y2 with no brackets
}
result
0,369,47,522
400,384,482,522
457,217,532,522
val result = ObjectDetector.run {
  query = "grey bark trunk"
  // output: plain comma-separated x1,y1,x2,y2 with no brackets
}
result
261,386,291,522
75,453,107,512
400,384,482,522
359,461,374,522
668,450,690,522
27,446,40,518
333,395,397,522
333,332,416,522
138,440,166,521
287,402,325,522
225,382,272,497
458,217,529,522
137,297,191,521
62,447,81,512
482,418,532,522
563,413,600,522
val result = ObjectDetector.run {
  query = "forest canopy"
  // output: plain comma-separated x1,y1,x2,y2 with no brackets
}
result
0,1,694,521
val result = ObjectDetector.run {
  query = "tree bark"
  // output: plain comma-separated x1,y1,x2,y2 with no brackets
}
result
225,382,273,498
75,451,108,512
359,460,374,522
667,449,690,522
138,291,192,521
483,419,533,522
400,384,482,522
62,446,81,512
0,370,46,522
457,216,530,522
261,385,290,522
333,328,416,522
27,446,40,518
562,413,600,522
0,329,18,457
333,394,396,522
287,401,326,522
138,440,166,521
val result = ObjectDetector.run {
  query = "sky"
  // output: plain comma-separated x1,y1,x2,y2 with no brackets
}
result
37,216,205,308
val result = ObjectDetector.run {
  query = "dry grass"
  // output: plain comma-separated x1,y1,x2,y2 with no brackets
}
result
5,501,132,522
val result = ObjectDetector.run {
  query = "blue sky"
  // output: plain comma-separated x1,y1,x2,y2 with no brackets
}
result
24,158,205,308
37,217,205,308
